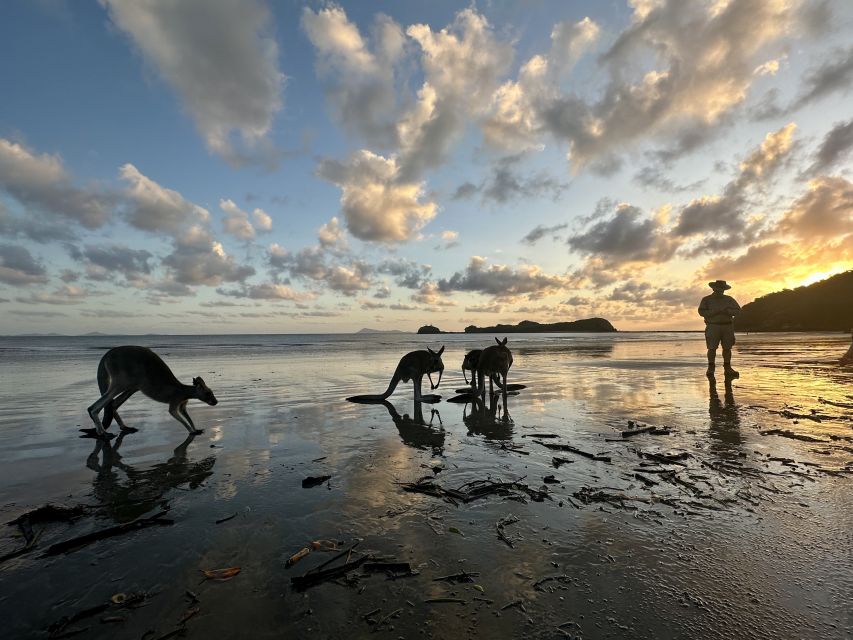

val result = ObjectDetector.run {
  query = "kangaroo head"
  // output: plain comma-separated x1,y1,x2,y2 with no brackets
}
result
192,376,218,406
425,346,445,389
495,337,508,346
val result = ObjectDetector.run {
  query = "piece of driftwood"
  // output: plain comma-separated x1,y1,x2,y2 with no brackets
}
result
43,511,174,556
399,478,548,504
496,514,520,548
433,570,480,583
759,429,830,443
533,440,611,462
291,555,368,589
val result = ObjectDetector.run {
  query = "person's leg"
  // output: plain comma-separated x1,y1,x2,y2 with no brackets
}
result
705,326,719,378
722,326,738,378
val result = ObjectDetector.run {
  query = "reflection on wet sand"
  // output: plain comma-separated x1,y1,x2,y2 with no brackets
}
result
86,432,215,523
463,393,514,441
379,400,445,454
707,379,743,456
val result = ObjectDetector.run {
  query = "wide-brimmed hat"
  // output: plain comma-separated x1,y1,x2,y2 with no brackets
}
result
708,280,731,290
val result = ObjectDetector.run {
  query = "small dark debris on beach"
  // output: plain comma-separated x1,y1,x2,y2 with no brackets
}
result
42,510,174,556
47,591,153,638
302,475,332,488
552,456,574,468
496,514,521,548
214,513,237,524
398,477,550,504
433,570,480,583
759,428,830,443
533,440,611,462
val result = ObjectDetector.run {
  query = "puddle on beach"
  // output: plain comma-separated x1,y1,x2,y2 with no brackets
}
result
0,333,851,639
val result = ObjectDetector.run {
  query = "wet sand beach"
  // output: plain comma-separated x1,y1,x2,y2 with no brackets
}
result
0,332,851,639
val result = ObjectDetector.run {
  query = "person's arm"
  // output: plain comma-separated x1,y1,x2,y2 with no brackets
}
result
727,297,741,317
698,297,710,318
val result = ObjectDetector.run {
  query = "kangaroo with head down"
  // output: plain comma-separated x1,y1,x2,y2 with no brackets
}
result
87,346,218,438
347,347,445,403
477,337,513,403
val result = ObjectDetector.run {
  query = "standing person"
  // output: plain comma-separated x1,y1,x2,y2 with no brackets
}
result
698,280,741,380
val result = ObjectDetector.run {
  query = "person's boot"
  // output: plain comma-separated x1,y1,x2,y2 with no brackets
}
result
724,367,739,380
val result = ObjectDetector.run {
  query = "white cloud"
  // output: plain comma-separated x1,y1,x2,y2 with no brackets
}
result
120,163,209,235
0,138,111,228
219,198,272,240
317,150,437,243
101,0,284,165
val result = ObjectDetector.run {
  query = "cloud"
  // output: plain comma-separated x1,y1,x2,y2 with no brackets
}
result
301,6,402,147
0,138,112,228
101,0,284,165
68,244,153,283
318,217,345,248
324,262,372,296
521,223,568,245
791,45,853,110
700,241,788,281
217,282,314,301
373,285,391,299
120,163,209,235
485,1,817,169
377,257,431,289
0,244,49,285
464,303,503,313
220,198,271,240
317,150,437,243
453,155,568,205
389,302,420,311
806,119,853,174
673,123,797,249
360,299,386,310
0,200,78,243
267,241,373,295
438,256,575,300
411,281,455,307
435,229,460,250
568,204,678,265
162,225,255,286
16,284,88,305
633,166,705,193
778,176,853,238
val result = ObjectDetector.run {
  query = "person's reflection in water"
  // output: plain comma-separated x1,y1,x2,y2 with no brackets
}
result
463,392,513,441
86,432,215,523
707,378,743,458
380,400,444,455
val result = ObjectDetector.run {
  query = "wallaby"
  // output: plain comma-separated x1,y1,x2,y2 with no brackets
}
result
87,346,218,438
347,347,445,403
477,337,513,403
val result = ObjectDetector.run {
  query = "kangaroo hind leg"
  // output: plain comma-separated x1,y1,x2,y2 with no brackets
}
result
109,389,137,430
87,385,122,437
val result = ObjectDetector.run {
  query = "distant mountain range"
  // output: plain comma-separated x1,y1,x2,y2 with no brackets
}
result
418,318,617,334
737,270,853,331
356,328,406,334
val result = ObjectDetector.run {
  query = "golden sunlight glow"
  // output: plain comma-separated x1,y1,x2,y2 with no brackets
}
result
798,268,847,288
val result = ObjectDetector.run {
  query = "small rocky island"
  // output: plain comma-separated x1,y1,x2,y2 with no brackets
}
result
417,318,616,334
416,324,443,334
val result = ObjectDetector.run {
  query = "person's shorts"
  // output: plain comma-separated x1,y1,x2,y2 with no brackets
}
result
705,323,735,349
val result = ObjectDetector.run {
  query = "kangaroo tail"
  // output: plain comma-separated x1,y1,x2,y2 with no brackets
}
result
347,369,402,403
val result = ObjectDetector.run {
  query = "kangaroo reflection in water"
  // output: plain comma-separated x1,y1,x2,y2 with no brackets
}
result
86,432,215,523
707,379,743,457
463,393,514,441
379,400,445,455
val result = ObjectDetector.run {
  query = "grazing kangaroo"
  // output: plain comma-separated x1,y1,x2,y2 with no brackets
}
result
477,337,513,403
346,347,445,403
462,349,483,389
87,346,218,438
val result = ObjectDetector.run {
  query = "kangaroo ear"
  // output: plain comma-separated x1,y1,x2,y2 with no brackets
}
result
437,346,445,356
427,347,435,355
501,337,507,345
495,337,501,345
193,377,204,387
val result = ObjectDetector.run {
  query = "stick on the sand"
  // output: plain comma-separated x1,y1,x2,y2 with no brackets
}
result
43,511,174,556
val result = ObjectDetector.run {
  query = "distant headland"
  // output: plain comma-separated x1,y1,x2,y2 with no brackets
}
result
736,270,853,332
417,318,616,334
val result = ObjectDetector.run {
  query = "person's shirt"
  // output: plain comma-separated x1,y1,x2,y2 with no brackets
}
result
698,294,740,325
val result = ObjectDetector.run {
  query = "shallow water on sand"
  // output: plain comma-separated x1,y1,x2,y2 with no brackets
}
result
0,332,851,639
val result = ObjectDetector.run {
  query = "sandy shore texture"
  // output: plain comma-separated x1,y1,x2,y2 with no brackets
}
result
0,332,851,639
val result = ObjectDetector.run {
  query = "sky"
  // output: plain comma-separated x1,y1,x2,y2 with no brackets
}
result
1,0,852,335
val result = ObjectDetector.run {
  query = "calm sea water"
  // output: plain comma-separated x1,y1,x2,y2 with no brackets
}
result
0,332,850,639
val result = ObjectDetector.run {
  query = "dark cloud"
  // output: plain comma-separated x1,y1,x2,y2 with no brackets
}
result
633,166,706,193
217,283,313,301
453,156,568,205
807,119,853,174
521,223,569,246
0,244,49,285
68,244,154,283
0,202,78,243
377,258,431,289
162,227,255,286
451,182,478,200
568,205,678,264
791,45,853,111
438,256,575,300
